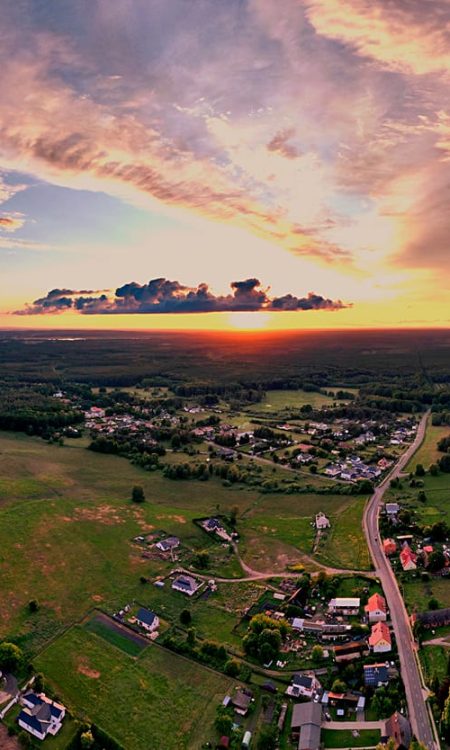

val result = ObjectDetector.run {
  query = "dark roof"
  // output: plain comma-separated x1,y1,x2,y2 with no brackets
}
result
232,691,252,710
172,575,198,592
363,663,389,685
291,701,322,729
18,710,45,734
292,674,313,689
136,607,157,626
385,712,412,750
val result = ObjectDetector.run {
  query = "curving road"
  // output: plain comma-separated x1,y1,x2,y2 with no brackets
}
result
363,411,437,749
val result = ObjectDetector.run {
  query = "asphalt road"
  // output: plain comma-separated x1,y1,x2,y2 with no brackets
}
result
363,411,437,749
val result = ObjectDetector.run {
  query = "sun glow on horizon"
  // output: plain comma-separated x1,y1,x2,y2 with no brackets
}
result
226,312,271,330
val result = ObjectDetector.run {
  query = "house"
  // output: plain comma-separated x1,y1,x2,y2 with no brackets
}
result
204,517,222,532
231,689,253,716
322,691,365,713
383,538,397,556
171,574,200,596
156,536,180,553
399,544,417,571
384,711,412,750
290,702,321,750
385,503,400,517
315,512,330,530
286,672,321,700
365,593,388,623
135,607,159,632
369,621,392,653
363,663,390,687
18,692,66,741
328,597,360,615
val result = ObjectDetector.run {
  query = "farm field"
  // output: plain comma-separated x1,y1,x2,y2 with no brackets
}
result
243,388,335,413
35,626,236,750
402,576,450,612
419,644,449,683
314,497,371,570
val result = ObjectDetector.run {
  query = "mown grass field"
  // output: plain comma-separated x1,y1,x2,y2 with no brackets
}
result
322,728,381,748
244,388,334,413
35,626,236,750
420,644,449,684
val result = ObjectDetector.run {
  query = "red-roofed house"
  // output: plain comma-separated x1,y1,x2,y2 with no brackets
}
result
365,593,388,623
383,538,397,556
369,622,392,653
400,544,417,571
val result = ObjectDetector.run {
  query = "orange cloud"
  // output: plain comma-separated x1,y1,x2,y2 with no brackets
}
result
305,0,450,75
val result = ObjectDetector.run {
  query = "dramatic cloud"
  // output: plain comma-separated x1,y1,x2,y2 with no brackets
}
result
16,278,348,315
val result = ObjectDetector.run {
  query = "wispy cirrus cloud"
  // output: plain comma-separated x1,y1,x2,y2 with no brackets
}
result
15,278,348,315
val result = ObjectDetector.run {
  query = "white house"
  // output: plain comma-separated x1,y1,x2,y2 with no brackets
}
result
172,574,200,596
365,593,388,623
315,512,330,530
18,692,65,741
286,673,322,700
135,607,160,632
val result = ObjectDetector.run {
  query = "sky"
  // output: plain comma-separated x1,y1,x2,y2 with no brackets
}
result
0,0,449,331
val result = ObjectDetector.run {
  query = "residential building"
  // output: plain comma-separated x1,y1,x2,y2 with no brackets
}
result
18,692,65,741
365,593,388,623
135,607,159,632
399,544,417,571
363,663,389,687
383,538,397,556
171,574,200,596
369,621,392,653
231,689,253,716
155,536,180,552
315,512,330,530
286,673,321,700
334,641,369,662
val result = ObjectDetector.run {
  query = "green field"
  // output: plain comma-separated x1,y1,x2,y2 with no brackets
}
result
245,388,334,413
406,418,450,471
322,728,381,748
0,430,364,654
420,644,449,684
314,497,371,570
35,626,236,750
84,616,148,657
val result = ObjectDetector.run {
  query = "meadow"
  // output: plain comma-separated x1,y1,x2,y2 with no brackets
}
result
35,626,236,750
0,430,370,656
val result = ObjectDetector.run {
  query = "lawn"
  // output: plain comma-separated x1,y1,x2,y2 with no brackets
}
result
402,576,450,611
83,615,148,657
3,705,79,750
35,625,237,750
322,728,381,748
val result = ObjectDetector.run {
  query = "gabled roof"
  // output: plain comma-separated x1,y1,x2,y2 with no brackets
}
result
369,621,391,646
172,574,198,592
136,607,157,626
365,593,387,613
384,711,412,750
292,673,313,689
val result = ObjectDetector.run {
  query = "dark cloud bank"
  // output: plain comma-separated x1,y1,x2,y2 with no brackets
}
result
16,278,349,315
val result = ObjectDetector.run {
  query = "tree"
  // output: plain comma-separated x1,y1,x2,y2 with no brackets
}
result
18,732,32,749
28,599,39,613
192,551,210,569
0,642,23,672
180,609,192,626
415,463,425,476
417,491,427,503
256,725,277,750
224,659,240,677
428,550,446,572
215,708,233,736
429,463,439,476
186,628,196,646
80,730,95,749
311,645,324,662
428,597,440,610
131,485,145,503
33,673,44,693
331,678,347,694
